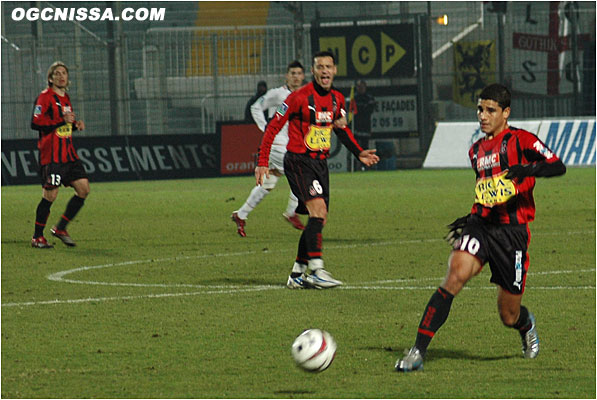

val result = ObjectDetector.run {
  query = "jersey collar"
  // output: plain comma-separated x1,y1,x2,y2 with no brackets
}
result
312,79,332,96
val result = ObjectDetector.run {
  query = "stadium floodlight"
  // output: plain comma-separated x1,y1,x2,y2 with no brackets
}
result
435,14,449,25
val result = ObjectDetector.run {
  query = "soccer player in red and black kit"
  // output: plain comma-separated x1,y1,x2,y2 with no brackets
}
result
255,51,379,289
30,61,90,248
395,84,566,372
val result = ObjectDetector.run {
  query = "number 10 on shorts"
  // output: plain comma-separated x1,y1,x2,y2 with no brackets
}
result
459,234,480,255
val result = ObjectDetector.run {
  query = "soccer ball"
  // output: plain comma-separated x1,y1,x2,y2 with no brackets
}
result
291,329,337,372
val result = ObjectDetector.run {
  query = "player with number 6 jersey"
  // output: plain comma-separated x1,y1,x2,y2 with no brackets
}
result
30,61,90,249
256,51,379,289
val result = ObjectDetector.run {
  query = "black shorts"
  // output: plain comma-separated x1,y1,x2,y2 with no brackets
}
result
40,160,88,189
454,215,530,294
284,152,329,215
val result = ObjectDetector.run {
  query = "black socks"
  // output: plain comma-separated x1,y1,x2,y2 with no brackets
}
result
414,287,455,356
34,198,53,238
56,195,85,230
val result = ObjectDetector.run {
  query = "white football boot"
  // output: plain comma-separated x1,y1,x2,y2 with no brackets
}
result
520,312,540,358
305,269,343,288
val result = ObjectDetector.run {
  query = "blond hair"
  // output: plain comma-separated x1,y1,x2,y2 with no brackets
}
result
47,61,69,89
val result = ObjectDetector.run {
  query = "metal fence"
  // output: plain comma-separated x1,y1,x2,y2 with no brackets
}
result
2,2,595,142
429,2,596,122
138,25,305,135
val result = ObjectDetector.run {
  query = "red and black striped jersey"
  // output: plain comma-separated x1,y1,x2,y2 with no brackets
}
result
31,87,80,165
258,80,362,166
469,126,562,225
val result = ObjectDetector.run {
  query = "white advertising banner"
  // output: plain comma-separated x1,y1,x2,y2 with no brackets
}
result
424,119,595,168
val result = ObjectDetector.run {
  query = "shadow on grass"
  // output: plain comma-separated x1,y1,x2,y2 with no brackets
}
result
195,277,282,287
367,346,516,362
425,348,517,362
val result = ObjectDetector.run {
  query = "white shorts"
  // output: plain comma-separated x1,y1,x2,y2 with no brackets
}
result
269,145,286,174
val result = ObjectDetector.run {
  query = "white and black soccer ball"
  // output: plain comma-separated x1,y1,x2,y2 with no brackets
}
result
291,329,337,372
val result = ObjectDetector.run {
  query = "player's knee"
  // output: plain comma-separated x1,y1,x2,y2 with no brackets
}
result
262,175,278,190
43,189,58,202
443,252,478,293
78,186,90,199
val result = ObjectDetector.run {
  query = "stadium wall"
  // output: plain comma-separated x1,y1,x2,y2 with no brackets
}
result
423,118,596,168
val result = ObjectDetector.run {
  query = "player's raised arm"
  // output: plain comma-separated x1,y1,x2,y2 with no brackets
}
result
505,132,566,179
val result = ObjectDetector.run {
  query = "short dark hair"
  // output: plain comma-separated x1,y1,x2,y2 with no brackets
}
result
479,83,511,109
312,51,336,66
287,60,304,72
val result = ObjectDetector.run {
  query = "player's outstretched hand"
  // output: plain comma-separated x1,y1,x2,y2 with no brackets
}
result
445,214,470,246
358,149,379,167
255,166,270,186
75,120,85,131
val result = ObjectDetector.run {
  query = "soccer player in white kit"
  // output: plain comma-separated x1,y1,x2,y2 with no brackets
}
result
231,61,306,237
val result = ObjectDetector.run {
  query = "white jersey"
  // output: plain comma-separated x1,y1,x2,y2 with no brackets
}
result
250,85,291,148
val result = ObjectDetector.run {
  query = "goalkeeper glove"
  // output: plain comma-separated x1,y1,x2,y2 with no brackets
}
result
444,214,470,246
505,164,532,179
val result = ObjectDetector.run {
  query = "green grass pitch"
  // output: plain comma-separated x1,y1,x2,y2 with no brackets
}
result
1,168,595,398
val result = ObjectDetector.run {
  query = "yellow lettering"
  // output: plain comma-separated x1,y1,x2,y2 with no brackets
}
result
474,172,517,207
55,123,73,138
305,125,332,151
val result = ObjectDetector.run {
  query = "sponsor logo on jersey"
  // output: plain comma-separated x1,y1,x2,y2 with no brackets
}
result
316,111,333,124
277,102,288,116
474,171,517,207
34,105,42,115
476,152,500,170
55,122,73,138
305,125,332,151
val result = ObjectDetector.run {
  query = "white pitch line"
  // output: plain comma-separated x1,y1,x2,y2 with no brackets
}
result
3,282,595,308
1,286,281,308
2,231,594,308
341,285,597,291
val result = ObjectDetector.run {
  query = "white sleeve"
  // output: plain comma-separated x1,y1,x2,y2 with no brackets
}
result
251,87,285,132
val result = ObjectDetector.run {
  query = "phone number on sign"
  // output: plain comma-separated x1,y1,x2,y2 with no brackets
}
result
370,95,418,132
